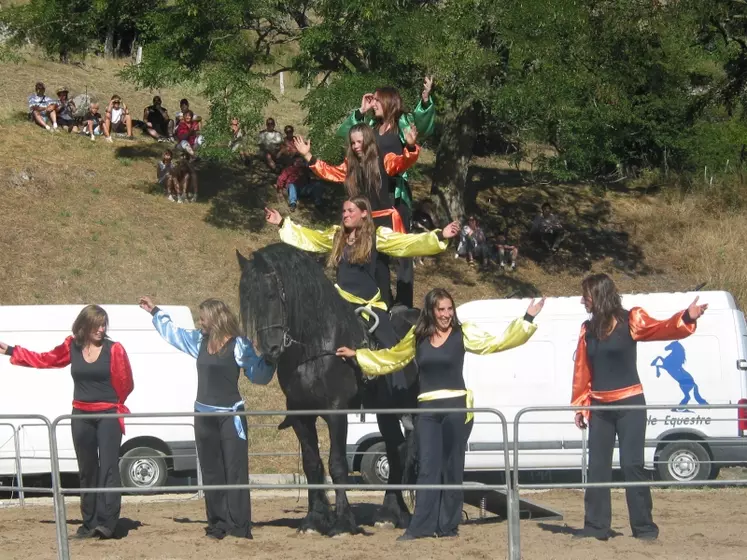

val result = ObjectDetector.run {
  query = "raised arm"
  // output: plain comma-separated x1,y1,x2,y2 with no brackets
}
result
628,301,703,342
338,326,417,376
268,210,338,253
5,336,73,369
383,145,420,177
337,93,374,139
462,317,537,355
309,157,348,183
375,220,459,257
148,306,202,359
234,337,275,385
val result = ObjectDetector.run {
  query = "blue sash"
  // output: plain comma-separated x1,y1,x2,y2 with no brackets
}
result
194,400,247,440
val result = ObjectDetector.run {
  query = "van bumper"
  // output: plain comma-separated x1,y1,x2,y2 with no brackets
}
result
710,438,747,466
168,441,198,472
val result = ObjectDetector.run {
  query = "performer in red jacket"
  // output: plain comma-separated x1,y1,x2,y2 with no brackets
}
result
0,305,133,540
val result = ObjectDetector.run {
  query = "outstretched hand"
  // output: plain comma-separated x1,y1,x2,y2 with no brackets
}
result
441,221,460,239
526,297,546,318
264,207,283,226
139,296,156,313
336,346,356,359
404,124,418,147
687,296,708,321
422,76,433,102
0,342,9,355
293,135,311,158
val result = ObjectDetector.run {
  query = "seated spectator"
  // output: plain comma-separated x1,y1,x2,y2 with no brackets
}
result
257,117,283,171
172,152,198,203
157,149,178,201
81,102,103,141
28,81,58,132
54,87,78,133
277,125,298,166
229,117,250,163
531,202,566,253
175,98,202,126
175,110,203,157
457,215,490,266
143,96,174,141
276,157,323,212
104,95,134,142
494,232,519,271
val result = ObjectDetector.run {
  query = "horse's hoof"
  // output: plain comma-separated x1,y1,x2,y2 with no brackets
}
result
298,528,321,536
331,532,350,539
374,521,396,529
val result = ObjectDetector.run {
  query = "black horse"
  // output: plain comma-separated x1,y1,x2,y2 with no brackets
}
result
237,243,419,536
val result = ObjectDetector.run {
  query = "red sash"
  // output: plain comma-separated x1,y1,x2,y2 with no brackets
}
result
371,208,405,233
72,401,130,434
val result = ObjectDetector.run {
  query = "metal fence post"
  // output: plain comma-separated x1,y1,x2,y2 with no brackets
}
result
196,451,204,499
581,427,588,485
13,426,24,507
508,410,523,560
49,418,70,560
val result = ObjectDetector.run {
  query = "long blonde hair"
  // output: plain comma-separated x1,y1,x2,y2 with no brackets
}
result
344,124,383,205
198,299,242,354
329,196,376,267
71,305,109,347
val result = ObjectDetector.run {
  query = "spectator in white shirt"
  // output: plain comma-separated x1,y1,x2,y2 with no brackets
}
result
103,94,134,142
257,117,283,170
28,82,58,132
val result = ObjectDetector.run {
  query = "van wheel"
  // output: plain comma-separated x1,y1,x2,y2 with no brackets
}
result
120,447,168,490
657,441,710,482
360,441,389,485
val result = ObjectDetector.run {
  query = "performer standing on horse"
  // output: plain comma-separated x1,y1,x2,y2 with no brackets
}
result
138,296,274,541
264,197,459,402
293,121,419,308
336,288,544,541
336,77,436,308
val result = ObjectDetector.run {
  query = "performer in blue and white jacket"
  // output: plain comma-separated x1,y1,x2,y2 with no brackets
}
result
139,296,274,541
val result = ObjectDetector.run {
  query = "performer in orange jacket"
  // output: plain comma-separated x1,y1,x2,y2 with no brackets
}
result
571,274,707,541
0,305,133,540
293,123,420,307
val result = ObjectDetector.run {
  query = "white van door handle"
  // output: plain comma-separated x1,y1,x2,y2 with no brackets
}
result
737,359,747,371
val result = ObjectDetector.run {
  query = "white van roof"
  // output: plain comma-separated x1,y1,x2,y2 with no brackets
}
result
457,290,737,321
0,304,195,333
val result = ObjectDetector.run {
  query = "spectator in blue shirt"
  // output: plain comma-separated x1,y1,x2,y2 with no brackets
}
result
28,82,58,132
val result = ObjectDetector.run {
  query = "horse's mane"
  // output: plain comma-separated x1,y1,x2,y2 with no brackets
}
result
665,340,686,364
240,243,368,357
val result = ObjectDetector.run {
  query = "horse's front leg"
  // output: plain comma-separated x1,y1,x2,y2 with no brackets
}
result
324,413,360,536
290,414,334,534
374,412,412,529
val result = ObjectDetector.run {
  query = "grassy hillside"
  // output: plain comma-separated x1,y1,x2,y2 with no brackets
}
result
2,53,746,472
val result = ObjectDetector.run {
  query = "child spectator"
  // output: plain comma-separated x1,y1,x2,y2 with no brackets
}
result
276,157,323,211
54,87,78,133
531,202,566,253
175,110,203,157
172,152,198,203
82,103,103,141
143,96,174,141
104,94,134,142
495,232,519,270
277,125,298,166
28,81,58,131
157,149,177,201
257,118,283,170
457,215,490,266
175,99,202,127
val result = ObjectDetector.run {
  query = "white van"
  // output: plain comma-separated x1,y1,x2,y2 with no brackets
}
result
0,305,198,489
346,290,747,484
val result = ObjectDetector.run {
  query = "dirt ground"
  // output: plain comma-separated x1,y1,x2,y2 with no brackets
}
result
0,488,745,560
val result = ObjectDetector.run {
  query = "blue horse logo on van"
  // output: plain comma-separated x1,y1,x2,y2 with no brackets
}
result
650,341,708,413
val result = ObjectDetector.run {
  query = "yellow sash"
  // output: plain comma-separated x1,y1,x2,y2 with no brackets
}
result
334,284,388,320
418,389,475,424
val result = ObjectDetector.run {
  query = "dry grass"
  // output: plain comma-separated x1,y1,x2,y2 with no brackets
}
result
1,53,745,474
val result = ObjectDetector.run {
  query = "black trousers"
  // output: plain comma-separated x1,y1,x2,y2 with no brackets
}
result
408,396,467,538
194,412,252,538
71,408,122,533
585,394,658,538
393,200,414,309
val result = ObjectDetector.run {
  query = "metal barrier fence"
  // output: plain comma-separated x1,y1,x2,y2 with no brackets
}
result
2,403,746,560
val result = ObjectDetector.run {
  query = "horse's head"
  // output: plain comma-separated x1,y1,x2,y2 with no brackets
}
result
664,340,686,362
237,249,286,363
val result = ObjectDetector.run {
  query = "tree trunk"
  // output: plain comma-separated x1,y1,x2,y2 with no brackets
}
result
104,25,115,58
430,101,478,222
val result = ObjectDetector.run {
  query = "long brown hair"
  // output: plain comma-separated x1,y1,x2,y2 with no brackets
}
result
198,299,242,354
582,273,628,339
71,305,109,347
344,124,383,204
329,196,376,267
414,288,461,343
374,86,404,133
